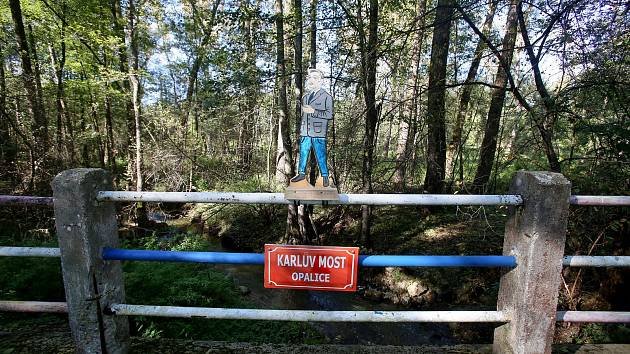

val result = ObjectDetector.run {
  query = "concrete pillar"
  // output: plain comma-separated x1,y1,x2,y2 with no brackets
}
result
52,169,129,354
493,171,571,353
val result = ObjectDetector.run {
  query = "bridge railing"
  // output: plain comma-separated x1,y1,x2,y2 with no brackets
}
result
1,168,629,354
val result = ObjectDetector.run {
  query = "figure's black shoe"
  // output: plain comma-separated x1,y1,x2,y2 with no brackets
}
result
323,176,329,187
290,173,306,183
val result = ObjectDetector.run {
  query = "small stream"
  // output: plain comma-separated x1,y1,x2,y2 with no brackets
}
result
149,213,455,345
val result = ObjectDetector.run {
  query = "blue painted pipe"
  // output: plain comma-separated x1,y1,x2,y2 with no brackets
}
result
102,248,516,268
103,248,265,264
359,255,515,267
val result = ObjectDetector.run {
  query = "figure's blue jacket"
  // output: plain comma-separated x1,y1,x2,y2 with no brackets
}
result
300,89,333,138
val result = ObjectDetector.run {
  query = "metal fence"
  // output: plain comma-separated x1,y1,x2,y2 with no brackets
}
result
1,168,629,353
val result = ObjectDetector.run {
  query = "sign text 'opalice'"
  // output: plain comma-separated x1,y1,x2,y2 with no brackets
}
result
264,244,359,292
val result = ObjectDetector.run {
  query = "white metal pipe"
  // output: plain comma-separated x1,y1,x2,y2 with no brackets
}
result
0,301,68,313
97,191,523,206
569,195,630,206
557,311,630,323
563,256,630,267
0,247,61,257
108,304,508,322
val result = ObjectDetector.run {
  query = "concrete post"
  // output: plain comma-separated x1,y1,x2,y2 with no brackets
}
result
52,169,129,354
493,171,571,354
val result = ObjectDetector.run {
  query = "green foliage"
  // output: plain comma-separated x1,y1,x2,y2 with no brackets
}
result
0,256,64,302
574,324,630,344
0,224,322,343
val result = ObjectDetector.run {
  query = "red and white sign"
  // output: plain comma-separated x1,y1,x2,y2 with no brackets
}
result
264,244,359,292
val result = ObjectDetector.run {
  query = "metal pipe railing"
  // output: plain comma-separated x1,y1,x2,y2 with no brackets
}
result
557,311,630,323
563,256,630,267
0,247,61,257
97,191,630,206
96,191,524,206
0,195,53,206
108,304,509,322
107,305,630,324
0,301,67,313
569,195,630,206
102,248,517,267
4,247,630,269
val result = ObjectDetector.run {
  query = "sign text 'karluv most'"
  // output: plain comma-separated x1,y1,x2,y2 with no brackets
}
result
264,244,359,292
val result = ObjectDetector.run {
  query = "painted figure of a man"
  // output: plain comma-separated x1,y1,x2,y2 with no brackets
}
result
290,69,334,187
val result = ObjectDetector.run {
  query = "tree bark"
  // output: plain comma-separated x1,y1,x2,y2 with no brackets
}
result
110,0,136,187
292,0,317,243
355,0,379,247
393,0,427,191
9,0,47,157
424,0,455,194
445,0,498,183
516,2,561,172
274,0,298,240
472,0,519,192
104,94,116,172
309,0,317,68
238,0,258,170
49,18,75,165
128,0,143,192
0,44,18,182
28,25,45,143
183,0,221,129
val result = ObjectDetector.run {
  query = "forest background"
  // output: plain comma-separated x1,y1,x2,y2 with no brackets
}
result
0,0,629,346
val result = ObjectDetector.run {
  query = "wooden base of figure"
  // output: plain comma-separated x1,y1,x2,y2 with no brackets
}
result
284,176,339,201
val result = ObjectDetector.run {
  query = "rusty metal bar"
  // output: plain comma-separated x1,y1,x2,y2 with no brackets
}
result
0,247,61,257
108,304,509,322
0,195,53,206
0,301,68,313
569,195,630,206
557,311,630,323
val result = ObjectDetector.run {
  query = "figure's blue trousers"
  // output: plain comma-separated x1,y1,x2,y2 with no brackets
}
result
298,136,328,177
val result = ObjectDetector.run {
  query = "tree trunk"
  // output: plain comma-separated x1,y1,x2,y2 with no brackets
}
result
274,0,293,184
309,0,317,68
86,85,106,168
516,2,561,172
445,0,498,183
393,0,427,191
9,0,47,157
294,0,303,130
128,0,142,192
274,0,299,240
292,0,317,243
110,0,136,188
0,44,18,182
238,0,258,170
28,25,45,144
424,0,455,194
356,0,379,247
183,0,221,129
49,44,64,161
104,94,116,172
49,22,75,165
472,0,519,192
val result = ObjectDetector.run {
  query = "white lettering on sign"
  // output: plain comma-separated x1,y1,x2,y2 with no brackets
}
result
276,254,347,269
277,254,316,268
318,255,346,269
291,272,331,283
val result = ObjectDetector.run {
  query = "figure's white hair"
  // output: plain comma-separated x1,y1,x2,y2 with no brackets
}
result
307,68,324,78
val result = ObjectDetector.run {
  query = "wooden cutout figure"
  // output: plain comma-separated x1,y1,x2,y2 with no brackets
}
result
285,69,338,201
